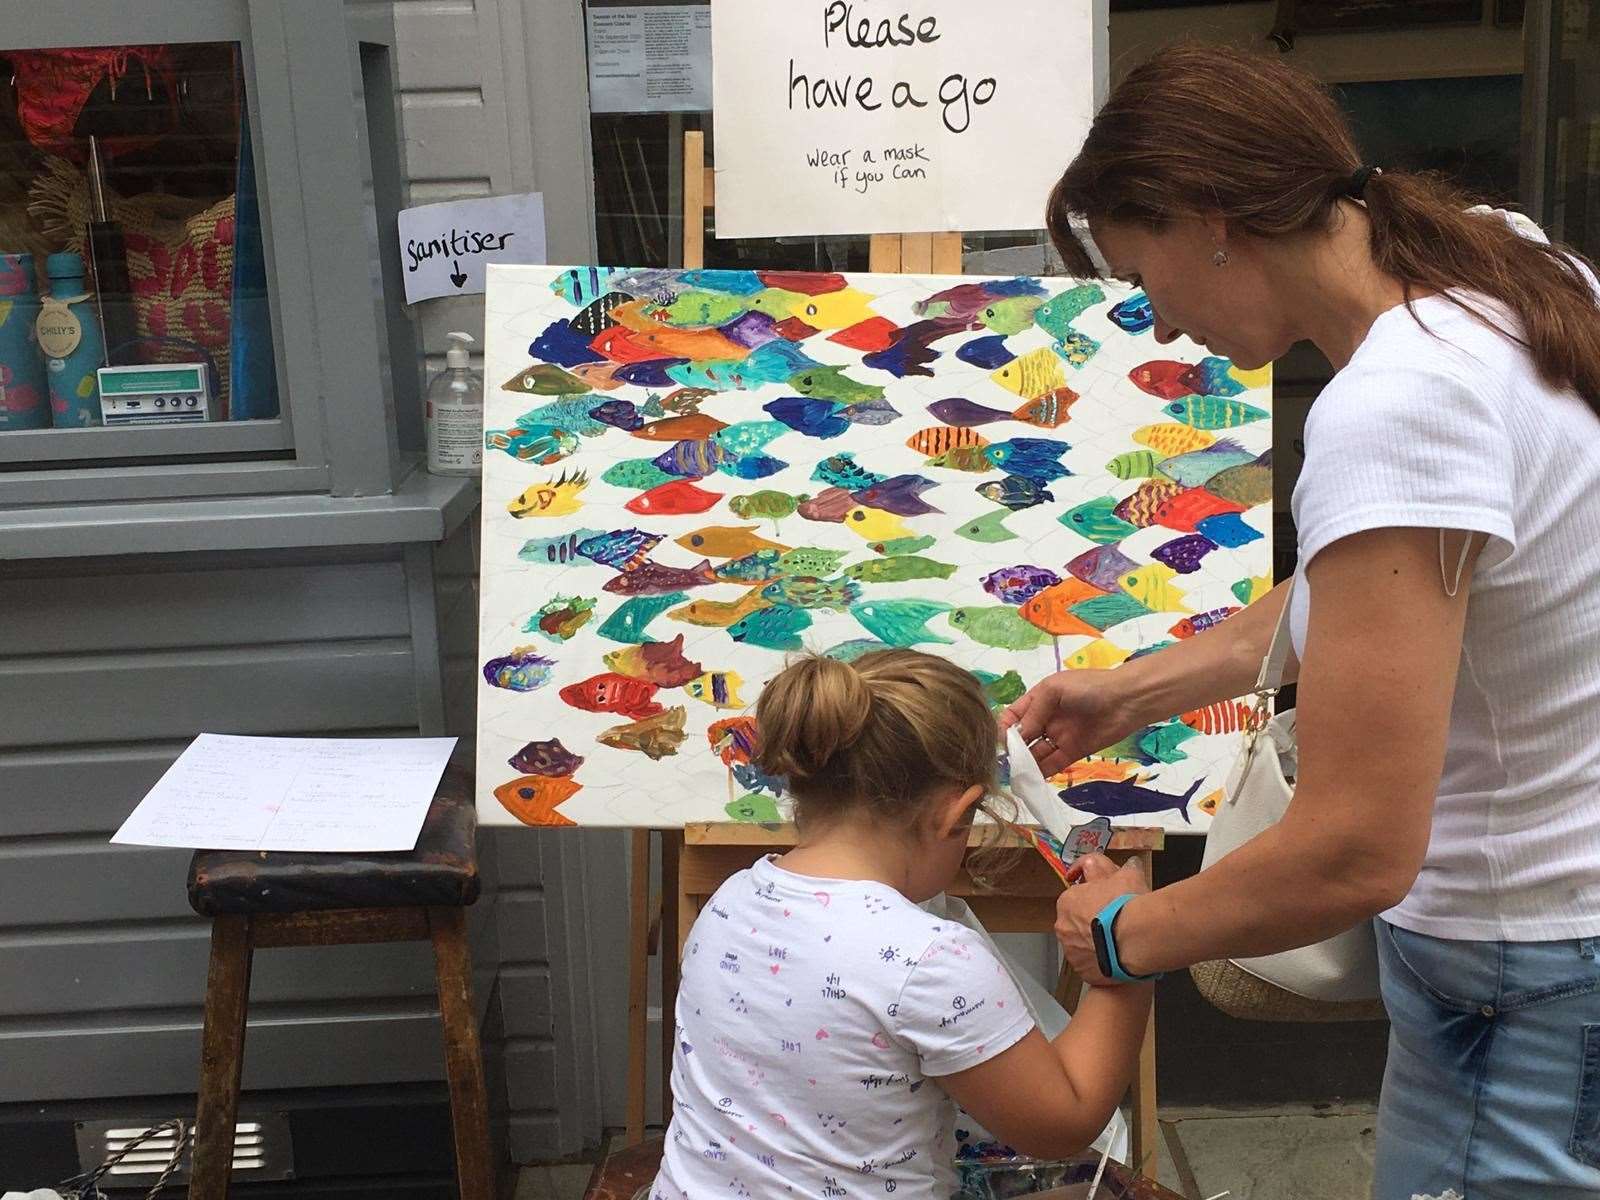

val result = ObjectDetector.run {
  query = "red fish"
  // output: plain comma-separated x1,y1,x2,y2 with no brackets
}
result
828,317,899,352
1181,701,1255,735
707,715,760,766
773,317,820,341
1128,360,1195,401
558,672,664,719
759,271,847,295
1113,478,1185,528
625,480,724,516
589,325,665,364
1153,488,1247,533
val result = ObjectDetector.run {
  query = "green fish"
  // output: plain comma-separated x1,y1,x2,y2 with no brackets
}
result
1106,449,1167,480
812,452,888,491
928,445,997,474
1070,592,1156,632
849,599,954,646
788,365,885,405
517,396,608,436
777,547,849,577
656,290,749,327
872,535,937,556
955,509,1018,544
501,363,589,395
979,295,1045,336
642,393,667,418
728,604,813,650
725,792,783,824
1157,441,1257,487
1033,284,1106,340
760,575,863,612
973,668,1026,711
597,592,688,644
1163,395,1269,430
947,606,1051,650
523,594,596,642
712,420,790,458
718,548,786,582
823,638,890,663
1138,721,1200,764
1060,497,1140,545
1205,457,1273,507
603,458,679,490
844,556,957,583
730,490,806,521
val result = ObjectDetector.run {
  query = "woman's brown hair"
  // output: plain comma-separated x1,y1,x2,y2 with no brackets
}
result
1047,42,1600,416
755,649,998,831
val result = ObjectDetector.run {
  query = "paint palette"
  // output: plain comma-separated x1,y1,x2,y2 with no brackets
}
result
477,266,1271,830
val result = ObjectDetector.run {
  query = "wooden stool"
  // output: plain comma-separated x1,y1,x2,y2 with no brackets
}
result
184,765,492,1200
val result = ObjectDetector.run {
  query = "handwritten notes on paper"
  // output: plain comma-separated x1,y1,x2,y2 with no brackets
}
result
112,734,457,852
712,0,1096,237
397,193,547,303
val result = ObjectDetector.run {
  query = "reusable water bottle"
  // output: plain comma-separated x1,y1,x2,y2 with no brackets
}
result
38,251,106,427
0,252,50,430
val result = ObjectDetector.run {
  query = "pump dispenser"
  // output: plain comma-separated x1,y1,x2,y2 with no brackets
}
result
426,330,483,476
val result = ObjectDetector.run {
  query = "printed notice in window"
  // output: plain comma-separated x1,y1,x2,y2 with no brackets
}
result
588,5,713,114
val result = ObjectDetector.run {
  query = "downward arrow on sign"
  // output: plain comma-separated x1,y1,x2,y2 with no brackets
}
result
450,260,468,289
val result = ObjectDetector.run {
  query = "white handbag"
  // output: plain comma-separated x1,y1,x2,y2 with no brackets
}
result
1190,579,1387,1022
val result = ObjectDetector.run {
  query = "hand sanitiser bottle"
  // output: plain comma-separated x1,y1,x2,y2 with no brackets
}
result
427,330,483,476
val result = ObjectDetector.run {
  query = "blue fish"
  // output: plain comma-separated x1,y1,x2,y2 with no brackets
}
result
517,397,608,437
712,420,790,458
1059,777,1203,823
1052,331,1102,367
812,452,887,490
983,437,1072,483
485,423,578,464
838,397,901,426
955,334,1016,370
529,319,604,367
1128,640,1177,661
976,474,1054,511
732,761,787,796
765,396,850,440
728,604,813,651
519,529,604,566
552,267,626,305
717,548,786,582
721,454,788,480
576,528,664,571
651,438,788,481
680,269,765,295
614,359,688,387
669,342,820,391
1150,534,1218,575
1108,292,1154,334
822,638,890,663
1186,356,1249,397
848,599,954,646
850,474,941,517
588,398,643,431
1196,512,1263,548
482,648,556,692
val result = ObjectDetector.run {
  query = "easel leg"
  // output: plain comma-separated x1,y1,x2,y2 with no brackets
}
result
624,829,651,1145
1128,850,1158,1177
659,829,683,1127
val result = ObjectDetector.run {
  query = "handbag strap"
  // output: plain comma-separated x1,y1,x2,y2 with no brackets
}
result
1253,576,1296,695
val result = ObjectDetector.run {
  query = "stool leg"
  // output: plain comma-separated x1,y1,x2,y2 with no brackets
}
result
429,906,494,1200
189,915,253,1200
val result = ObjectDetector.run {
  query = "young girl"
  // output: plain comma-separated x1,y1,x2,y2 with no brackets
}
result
651,649,1152,1200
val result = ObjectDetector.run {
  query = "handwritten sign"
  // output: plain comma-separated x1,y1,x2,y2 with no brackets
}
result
711,0,1095,237
397,193,547,304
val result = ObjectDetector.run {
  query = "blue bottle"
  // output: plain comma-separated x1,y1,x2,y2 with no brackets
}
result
0,252,50,430
39,251,106,427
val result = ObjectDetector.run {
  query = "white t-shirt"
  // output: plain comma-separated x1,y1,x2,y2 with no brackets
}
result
1290,275,1600,940
651,856,1034,1200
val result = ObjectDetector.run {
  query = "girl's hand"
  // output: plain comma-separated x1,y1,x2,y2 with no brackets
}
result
1055,856,1151,986
1000,669,1137,778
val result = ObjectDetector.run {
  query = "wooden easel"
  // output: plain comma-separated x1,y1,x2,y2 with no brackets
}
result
624,130,1163,1179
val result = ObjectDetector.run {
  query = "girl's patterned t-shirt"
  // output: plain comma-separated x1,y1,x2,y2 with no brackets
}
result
652,855,1034,1200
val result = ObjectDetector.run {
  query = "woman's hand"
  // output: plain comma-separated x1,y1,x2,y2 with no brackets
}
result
1000,669,1137,777
1055,854,1151,986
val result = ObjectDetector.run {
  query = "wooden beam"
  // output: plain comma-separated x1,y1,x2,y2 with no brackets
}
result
683,131,706,270
900,232,934,273
931,231,963,274
869,233,902,273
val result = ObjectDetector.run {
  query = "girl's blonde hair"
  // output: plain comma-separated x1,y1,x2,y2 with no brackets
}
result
755,649,999,830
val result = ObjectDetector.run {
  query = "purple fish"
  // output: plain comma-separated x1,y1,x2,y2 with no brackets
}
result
577,528,664,571
509,738,584,777
981,564,1061,605
799,487,856,523
928,397,1013,427
588,398,643,431
482,648,555,692
955,335,1016,370
613,359,688,386
1065,544,1140,592
529,320,604,367
601,558,719,596
1151,534,1219,575
721,310,783,350
1186,607,1239,635
652,438,729,478
851,474,942,517
863,317,973,378
838,397,902,426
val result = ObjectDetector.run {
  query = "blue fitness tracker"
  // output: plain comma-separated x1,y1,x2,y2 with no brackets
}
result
1089,893,1164,984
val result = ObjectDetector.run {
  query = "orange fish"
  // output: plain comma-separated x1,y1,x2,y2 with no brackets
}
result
905,426,988,456
569,361,625,390
1048,759,1147,787
707,715,760,766
588,325,667,364
1181,701,1255,735
670,587,772,628
1153,488,1247,532
661,387,715,414
558,672,663,719
603,297,665,332
598,708,688,760
829,317,899,352
1012,387,1078,429
629,324,748,361
1021,578,1108,637
1113,478,1185,528
495,775,579,827
633,413,729,441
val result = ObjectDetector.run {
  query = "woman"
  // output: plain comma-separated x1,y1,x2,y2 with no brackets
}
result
1007,44,1600,1200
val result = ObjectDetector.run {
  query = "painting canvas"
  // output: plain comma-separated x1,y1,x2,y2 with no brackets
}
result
477,265,1274,833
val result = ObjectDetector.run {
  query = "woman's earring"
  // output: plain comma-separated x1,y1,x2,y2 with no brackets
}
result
1212,248,1229,267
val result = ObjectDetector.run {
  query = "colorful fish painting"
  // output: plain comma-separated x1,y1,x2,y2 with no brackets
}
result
847,556,957,583
559,672,664,719
599,707,688,760
849,599,954,646
577,528,664,572
684,671,746,708
482,647,556,692
811,452,887,490
495,775,580,827
601,558,720,596
1060,778,1203,823
1060,497,1139,545
508,738,584,777
675,525,788,558
728,604,813,651
707,715,760,765
947,606,1051,650
603,634,703,686
625,480,723,516
670,587,773,628
508,470,589,518
526,595,596,641
981,564,1061,605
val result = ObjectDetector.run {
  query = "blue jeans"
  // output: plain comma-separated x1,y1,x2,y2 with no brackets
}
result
1374,918,1600,1199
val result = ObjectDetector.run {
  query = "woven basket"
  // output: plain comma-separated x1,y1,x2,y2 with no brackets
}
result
1190,958,1388,1023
